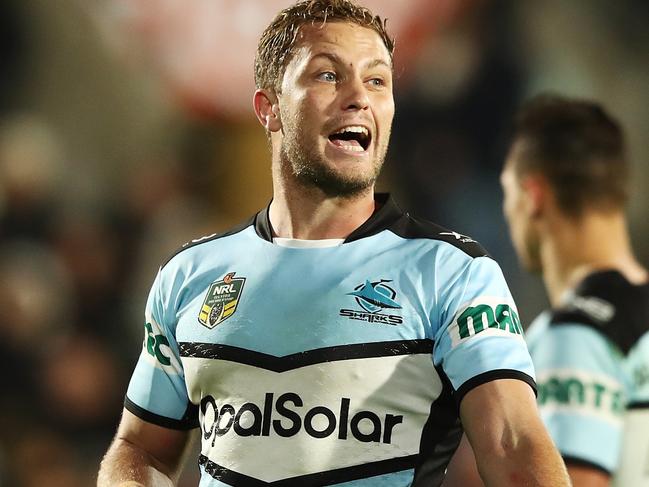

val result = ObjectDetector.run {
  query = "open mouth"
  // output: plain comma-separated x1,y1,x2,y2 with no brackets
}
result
328,126,371,152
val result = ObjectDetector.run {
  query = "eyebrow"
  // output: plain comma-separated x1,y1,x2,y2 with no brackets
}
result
310,52,392,70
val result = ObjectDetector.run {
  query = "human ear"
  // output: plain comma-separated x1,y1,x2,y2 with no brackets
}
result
253,89,282,133
521,175,548,218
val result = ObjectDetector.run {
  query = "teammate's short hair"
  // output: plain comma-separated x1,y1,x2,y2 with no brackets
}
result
510,93,629,216
255,0,394,93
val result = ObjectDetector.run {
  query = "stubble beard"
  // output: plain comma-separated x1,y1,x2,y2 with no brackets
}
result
279,119,388,198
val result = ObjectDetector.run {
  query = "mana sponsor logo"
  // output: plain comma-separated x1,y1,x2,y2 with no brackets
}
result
198,272,246,329
456,303,523,339
200,393,403,445
339,279,403,325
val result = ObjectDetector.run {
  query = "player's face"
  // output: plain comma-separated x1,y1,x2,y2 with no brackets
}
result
500,155,542,273
276,22,394,196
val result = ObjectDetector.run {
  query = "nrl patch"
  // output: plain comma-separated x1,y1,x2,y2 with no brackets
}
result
198,272,246,328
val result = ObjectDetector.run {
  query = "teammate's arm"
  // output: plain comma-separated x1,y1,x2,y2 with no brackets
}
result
459,378,570,487
97,409,191,487
442,434,484,487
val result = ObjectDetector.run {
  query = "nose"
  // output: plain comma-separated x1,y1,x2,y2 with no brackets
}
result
341,76,369,111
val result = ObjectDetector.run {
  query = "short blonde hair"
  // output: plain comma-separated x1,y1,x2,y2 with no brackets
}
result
254,0,394,93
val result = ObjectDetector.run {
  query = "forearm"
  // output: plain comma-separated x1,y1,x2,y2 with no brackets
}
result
97,438,176,487
460,379,572,487
474,426,570,487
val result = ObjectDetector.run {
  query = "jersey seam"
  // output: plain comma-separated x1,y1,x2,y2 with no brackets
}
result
434,257,478,346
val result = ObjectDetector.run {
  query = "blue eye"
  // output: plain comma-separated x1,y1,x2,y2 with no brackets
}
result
318,72,337,82
368,78,384,87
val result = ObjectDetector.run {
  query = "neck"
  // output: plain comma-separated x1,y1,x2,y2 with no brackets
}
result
539,210,647,306
269,176,376,240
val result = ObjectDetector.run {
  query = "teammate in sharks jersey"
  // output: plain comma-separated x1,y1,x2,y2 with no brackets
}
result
97,2,569,486
502,95,649,487
444,95,649,487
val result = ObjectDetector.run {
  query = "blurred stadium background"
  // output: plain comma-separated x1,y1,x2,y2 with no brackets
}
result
0,0,648,485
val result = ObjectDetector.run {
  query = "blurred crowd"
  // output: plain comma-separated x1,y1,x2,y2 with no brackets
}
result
0,114,216,485
0,1,648,485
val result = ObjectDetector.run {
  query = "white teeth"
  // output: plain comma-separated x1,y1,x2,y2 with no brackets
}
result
333,125,369,136
340,144,365,152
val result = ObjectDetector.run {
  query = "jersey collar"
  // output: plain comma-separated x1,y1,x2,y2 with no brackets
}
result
253,193,405,244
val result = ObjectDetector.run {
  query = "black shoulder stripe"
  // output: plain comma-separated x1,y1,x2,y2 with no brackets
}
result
550,310,600,329
124,396,199,430
548,271,649,354
387,214,489,259
344,193,489,258
179,339,433,372
199,454,417,486
548,310,629,353
628,401,649,410
161,215,256,269
173,195,489,261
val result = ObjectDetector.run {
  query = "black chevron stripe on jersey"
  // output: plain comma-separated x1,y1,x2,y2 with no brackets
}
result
178,339,433,371
198,453,417,486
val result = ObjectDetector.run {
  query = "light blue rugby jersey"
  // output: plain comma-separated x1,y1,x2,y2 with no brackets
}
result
526,270,649,481
126,194,535,487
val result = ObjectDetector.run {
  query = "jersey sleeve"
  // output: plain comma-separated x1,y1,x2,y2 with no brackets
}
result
615,334,649,486
432,255,536,404
626,332,649,404
530,324,626,473
125,267,198,429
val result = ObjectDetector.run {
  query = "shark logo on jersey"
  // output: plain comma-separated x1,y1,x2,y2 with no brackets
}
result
349,280,401,313
198,272,246,328
340,280,403,325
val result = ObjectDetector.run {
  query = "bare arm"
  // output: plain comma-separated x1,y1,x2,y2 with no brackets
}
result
566,464,609,487
459,378,571,487
443,428,608,487
97,409,192,487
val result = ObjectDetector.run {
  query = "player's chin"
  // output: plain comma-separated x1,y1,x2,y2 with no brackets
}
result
310,167,377,198
334,162,379,186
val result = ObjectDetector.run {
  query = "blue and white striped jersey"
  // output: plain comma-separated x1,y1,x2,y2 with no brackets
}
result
526,270,649,483
126,194,535,486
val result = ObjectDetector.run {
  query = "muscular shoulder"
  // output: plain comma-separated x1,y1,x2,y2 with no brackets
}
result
161,215,256,271
344,194,490,260
386,212,489,259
